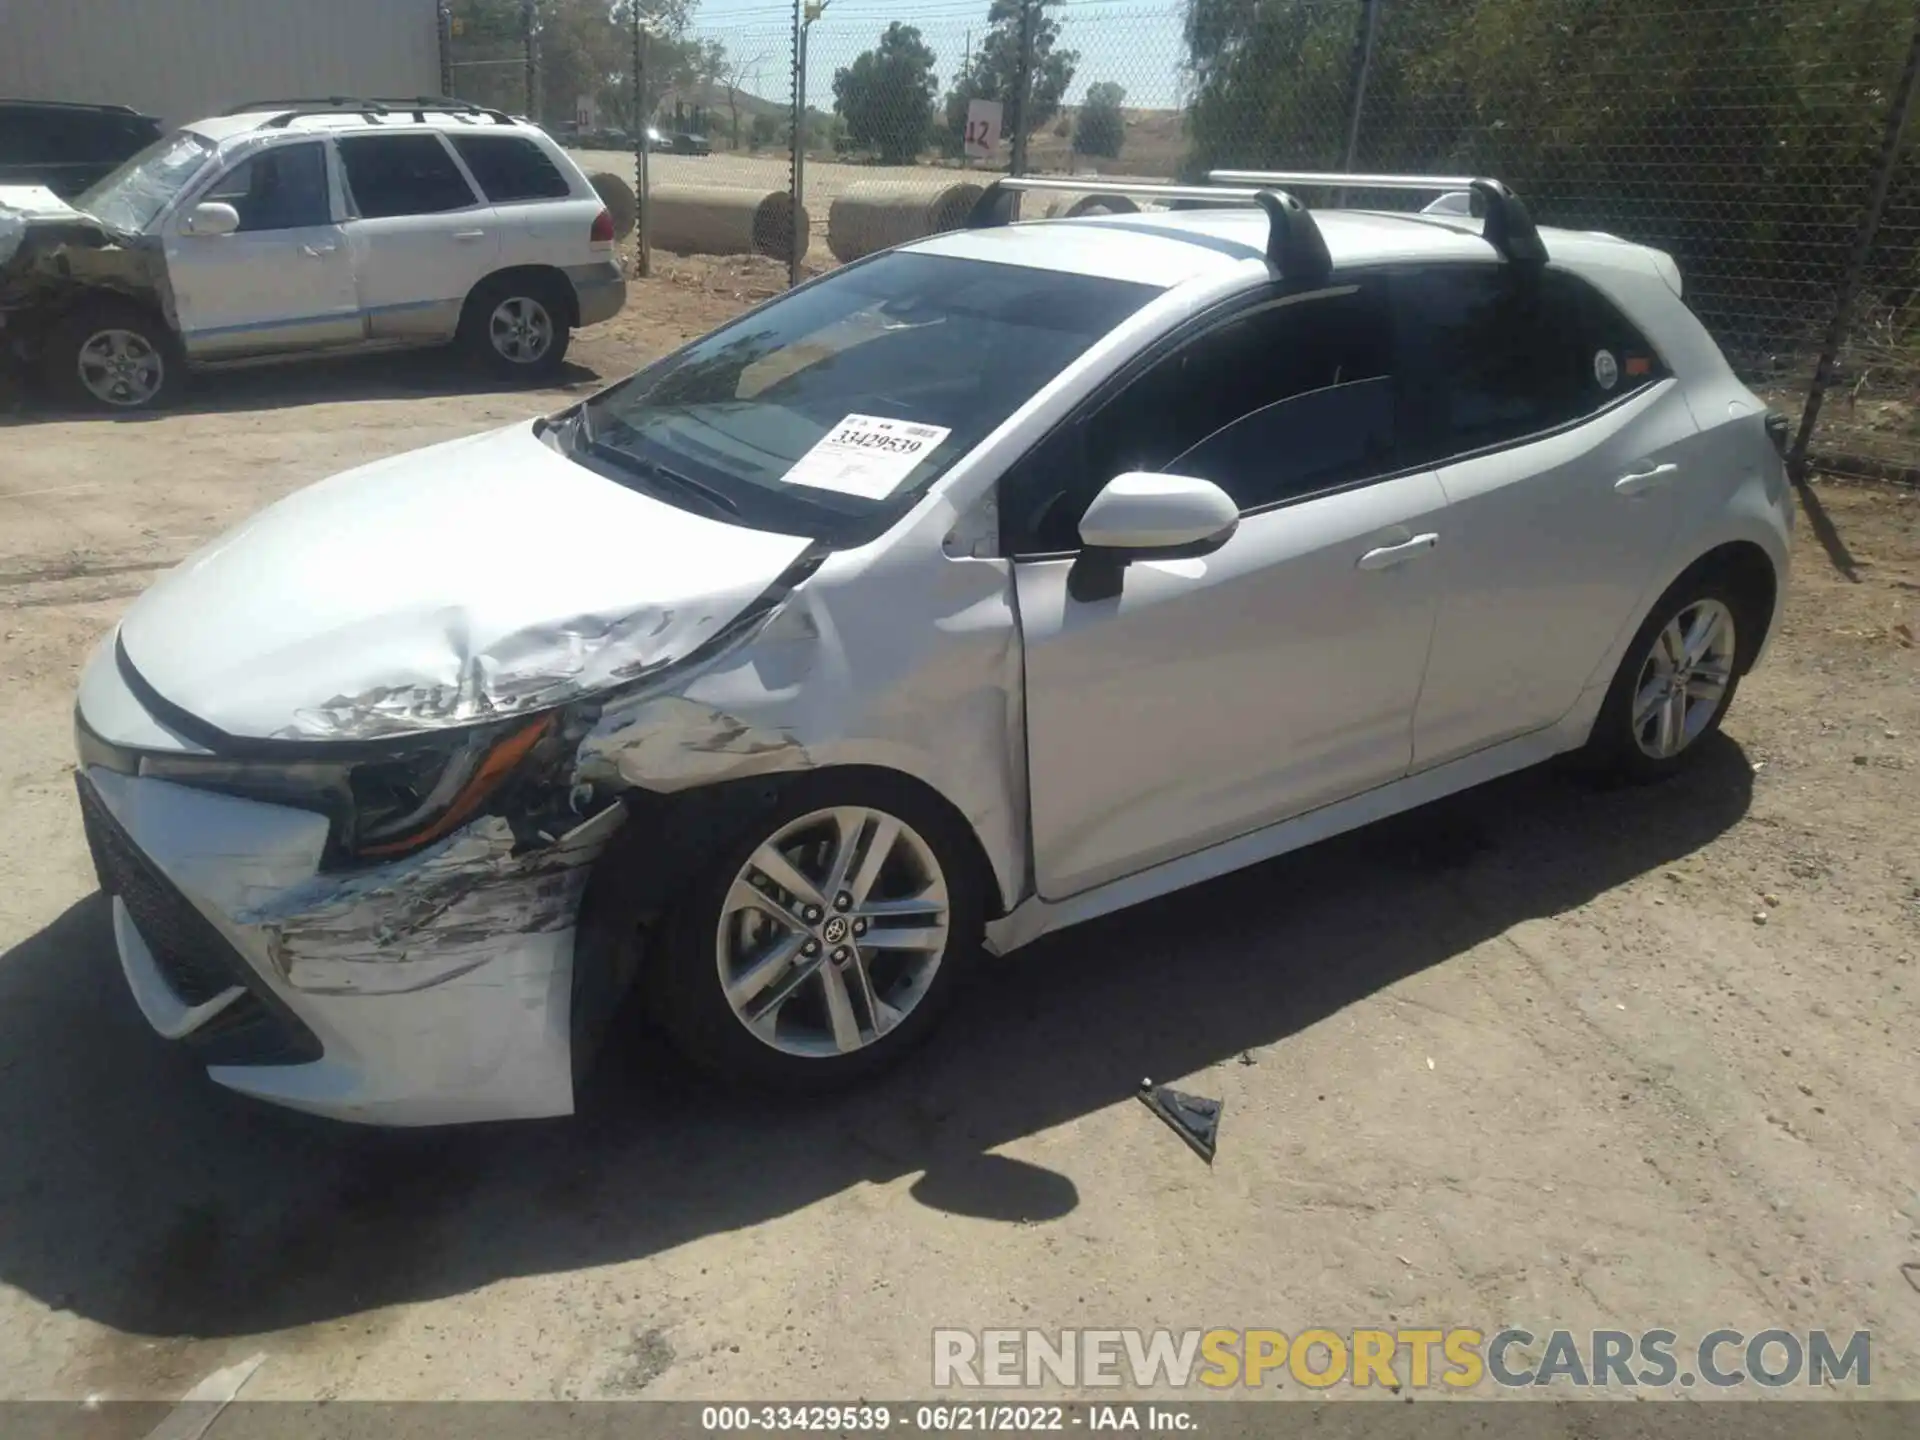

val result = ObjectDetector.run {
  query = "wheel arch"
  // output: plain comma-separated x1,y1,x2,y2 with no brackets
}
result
461,264,580,330
566,763,1005,1087
1668,539,1779,673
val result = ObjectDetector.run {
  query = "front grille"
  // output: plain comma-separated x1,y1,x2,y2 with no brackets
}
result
76,772,323,1067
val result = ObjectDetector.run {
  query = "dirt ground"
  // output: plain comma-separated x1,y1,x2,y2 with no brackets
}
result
0,265,1917,1406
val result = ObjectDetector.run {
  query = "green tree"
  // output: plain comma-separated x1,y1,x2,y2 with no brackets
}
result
1074,80,1126,159
943,0,1079,156
832,23,940,164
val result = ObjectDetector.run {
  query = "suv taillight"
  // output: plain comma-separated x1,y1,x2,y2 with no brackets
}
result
590,208,615,244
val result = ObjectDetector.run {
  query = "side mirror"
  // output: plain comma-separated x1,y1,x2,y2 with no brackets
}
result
1070,472,1239,602
182,202,240,237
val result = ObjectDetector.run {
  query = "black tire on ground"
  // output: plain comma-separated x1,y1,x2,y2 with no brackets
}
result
41,299,182,411
1583,568,1753,784
648,770,986,1093
459,272,573,379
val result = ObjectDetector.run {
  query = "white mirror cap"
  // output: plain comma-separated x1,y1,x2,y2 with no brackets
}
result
1421,191,1474,216
1079,472,1239,550
187,202,239,236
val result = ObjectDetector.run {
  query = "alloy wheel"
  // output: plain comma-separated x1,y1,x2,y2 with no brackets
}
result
716,806,951,1058
1631,597,1737,760
488,296,554,365
77,329,164,407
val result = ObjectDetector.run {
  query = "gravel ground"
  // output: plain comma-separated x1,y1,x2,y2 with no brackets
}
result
0,263,1916,1404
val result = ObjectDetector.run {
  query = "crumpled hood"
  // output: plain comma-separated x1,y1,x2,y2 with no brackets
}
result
119,421,816,740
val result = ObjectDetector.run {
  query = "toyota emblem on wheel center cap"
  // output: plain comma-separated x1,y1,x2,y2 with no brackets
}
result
822,915,850,945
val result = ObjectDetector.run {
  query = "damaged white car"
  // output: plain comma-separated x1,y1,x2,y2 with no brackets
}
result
73,172,1793,1125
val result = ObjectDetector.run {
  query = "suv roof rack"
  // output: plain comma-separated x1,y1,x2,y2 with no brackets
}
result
966,176,1333,284
0,97,144,116
1208,170,1548,264
226,96,515,127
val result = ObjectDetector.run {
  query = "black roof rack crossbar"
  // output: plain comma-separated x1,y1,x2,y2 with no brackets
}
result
1208,169,1549,264
965,176,1332,283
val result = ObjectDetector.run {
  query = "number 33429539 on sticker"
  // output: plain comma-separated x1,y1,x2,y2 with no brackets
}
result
782,413,952,500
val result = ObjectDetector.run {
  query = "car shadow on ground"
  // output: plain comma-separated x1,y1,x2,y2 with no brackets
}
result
0,352,605,425
0,739,1753,1339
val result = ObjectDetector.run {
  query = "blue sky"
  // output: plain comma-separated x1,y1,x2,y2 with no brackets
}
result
687,0,1191,111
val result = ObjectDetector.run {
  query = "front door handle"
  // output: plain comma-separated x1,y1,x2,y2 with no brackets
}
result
299,242,337,258
452,229,486,241
1615,462,1679,496
1357,533,1439,571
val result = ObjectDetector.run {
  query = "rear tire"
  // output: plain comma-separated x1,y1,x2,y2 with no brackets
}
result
42,300,181,411
648,771,984,1093
460,274,572,379
1584,570,1750,783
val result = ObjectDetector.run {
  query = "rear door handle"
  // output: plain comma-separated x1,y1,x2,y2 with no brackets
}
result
1615,462,1679,496
452,229,486,241
299,242,337,258
1357,533,1439,571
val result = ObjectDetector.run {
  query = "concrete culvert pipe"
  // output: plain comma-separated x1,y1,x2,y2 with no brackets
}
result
587,171,637,241
1059,193,1141,219
646,184,808,261
827,179,985,263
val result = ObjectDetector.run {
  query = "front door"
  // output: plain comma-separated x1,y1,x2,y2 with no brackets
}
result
1005,281,1449,899
166,140,359,358
335,131,499,344
1389,265,1699,768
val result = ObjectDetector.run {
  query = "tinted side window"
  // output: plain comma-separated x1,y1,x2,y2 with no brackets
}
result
1394,266,1668,465
1003,284,1396,552
451,135,570,201
338,134,476,218
203,143,330,231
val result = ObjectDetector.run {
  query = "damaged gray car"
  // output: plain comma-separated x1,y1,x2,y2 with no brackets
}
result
73,173,1792,1124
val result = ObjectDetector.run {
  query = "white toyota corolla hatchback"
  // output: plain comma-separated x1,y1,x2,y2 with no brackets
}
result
72,173,1792,1125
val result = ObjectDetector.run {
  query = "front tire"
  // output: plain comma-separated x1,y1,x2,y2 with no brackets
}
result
460,275,572,379
1585,572,1748,782
43,300,181,411
650,772,984,1092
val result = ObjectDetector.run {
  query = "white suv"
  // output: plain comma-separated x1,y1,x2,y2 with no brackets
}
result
0,97,625,408
71,172,1792,1124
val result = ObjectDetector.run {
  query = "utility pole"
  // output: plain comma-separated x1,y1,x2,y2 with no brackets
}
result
633,5,651,278
1342,0,1380,172
521,0,538,121
960,27,973,170
1010,0,1036,177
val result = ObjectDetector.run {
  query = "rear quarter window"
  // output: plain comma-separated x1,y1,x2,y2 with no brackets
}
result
450,134,572,202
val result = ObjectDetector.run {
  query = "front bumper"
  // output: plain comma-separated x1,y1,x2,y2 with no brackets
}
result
567,260,628,328
73,640,593,1127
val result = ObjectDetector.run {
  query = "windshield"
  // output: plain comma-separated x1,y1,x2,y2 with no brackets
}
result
76,130,215,233
575,251,1158,539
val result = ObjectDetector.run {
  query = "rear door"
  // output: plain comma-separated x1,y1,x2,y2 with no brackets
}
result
447,132,593,271
335,131,499,344
1395,264,1698,768
165,140,360,358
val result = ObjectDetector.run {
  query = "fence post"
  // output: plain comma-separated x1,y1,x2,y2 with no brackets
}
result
436,1,454,98
1341,0,1379,170
1010,1,1036,177
521,0,538,121
633,9,651,280
789,0,807,287
1787,14,1920,485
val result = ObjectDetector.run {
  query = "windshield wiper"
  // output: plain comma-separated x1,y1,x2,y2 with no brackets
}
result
568,410,741,518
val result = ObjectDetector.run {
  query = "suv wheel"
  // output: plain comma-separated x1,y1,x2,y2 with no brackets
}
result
649,773,983,1091
44,301,180,411
1586,571,1748,782
462,275,572,379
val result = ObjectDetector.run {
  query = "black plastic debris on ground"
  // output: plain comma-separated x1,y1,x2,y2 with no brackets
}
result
1137,1077,1221,1164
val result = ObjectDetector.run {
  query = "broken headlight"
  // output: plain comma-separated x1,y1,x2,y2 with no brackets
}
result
135,712,558,867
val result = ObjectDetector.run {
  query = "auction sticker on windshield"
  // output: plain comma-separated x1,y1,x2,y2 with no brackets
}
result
782,414,952,500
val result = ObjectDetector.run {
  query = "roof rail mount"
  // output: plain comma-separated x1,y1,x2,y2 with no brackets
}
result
965,176,1333,284
1207,169,1548,264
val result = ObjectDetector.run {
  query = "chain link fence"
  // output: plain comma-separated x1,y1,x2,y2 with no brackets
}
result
444,0,1920,480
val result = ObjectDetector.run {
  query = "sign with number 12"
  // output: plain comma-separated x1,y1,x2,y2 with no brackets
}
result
964,99,1003,160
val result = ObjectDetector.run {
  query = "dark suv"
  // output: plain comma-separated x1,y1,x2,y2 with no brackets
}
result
0,99,163,199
